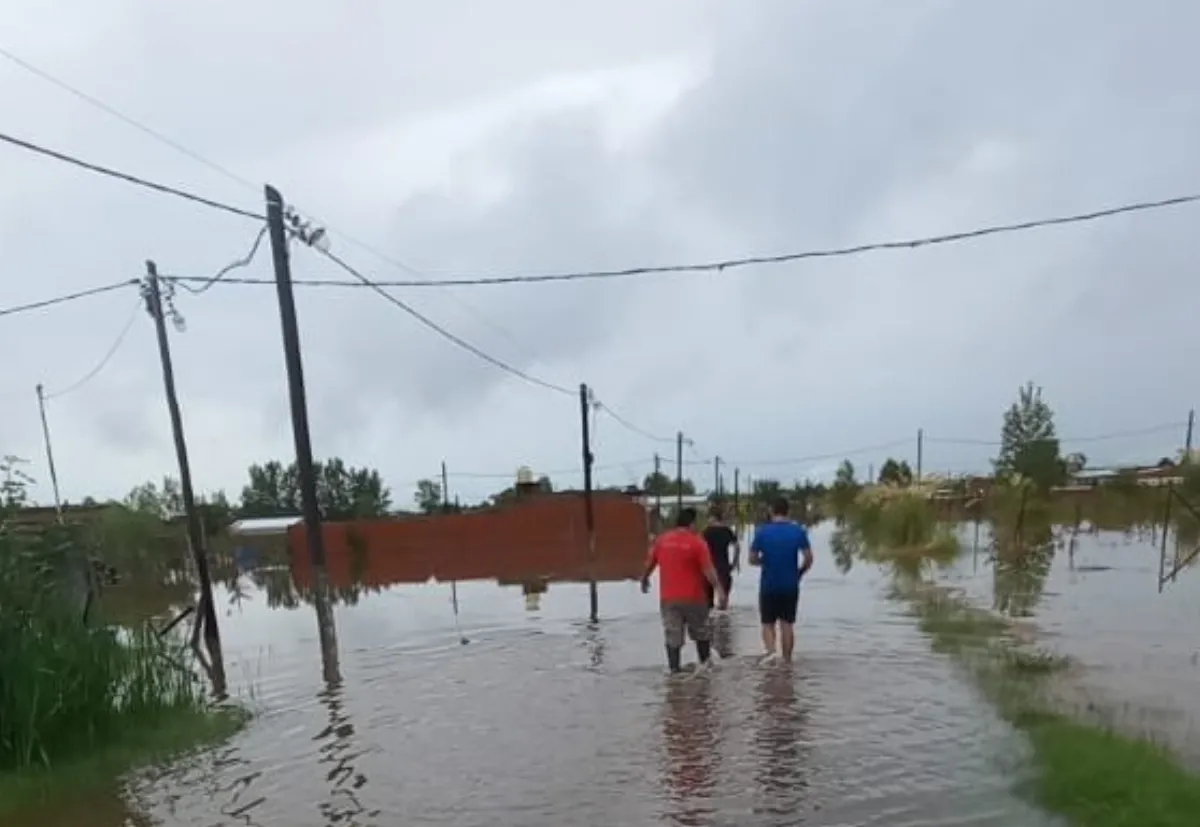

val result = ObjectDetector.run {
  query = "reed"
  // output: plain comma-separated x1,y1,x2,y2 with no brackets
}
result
0,519,208,775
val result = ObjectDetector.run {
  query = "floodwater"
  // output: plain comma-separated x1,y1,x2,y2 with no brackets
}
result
31,524,1066,827
942,523,1200,762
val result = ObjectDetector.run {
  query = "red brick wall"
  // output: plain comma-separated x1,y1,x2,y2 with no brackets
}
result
289,491,649,589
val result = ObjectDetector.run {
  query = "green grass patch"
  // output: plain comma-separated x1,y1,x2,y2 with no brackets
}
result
1021,715,1200,827
0,703,249,816
902,584,1200,826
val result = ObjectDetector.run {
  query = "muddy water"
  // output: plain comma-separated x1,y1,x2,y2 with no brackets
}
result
945,525,1200,761
35,525,1058,826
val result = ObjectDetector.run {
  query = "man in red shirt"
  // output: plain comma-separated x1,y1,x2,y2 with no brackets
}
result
641,507,726,673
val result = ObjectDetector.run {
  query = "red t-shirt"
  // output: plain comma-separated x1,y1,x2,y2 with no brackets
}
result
648,528,711,604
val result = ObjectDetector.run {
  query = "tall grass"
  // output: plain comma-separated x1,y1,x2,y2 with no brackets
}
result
852,487,960,566
0,520,205,774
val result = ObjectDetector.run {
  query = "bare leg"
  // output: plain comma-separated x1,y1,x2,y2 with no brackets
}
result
761,623,777,657
780,622,795,663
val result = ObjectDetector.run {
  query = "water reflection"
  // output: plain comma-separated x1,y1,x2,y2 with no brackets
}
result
658,680,719,826
711,612,736,659
314,684,375,825
829,524,857,574
752,669,811,817
991,520,1056,619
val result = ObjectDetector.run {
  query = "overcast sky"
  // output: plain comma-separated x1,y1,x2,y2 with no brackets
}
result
2,0,1199,508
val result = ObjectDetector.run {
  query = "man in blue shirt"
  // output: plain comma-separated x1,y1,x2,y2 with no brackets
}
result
749,496,813,663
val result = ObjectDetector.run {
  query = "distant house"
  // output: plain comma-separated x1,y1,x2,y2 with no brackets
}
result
228,515,302,560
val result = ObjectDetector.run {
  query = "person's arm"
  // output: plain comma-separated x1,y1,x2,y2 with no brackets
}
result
748,528,763,567
729,528,741,571
640,543,659,593
798,527,814,581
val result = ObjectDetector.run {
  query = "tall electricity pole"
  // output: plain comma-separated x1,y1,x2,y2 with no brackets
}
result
264,184,340,685
143,262,225,696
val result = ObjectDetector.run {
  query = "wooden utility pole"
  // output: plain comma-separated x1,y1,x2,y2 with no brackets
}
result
653,453,662,534
733,467,740,531
916,428,924,485
579,383,598,623
34,384,64,520
675,431,684,514
143,263,225,695
441,461,450,512
1185,409,1195,459
264,185,340,685
713,455,722,499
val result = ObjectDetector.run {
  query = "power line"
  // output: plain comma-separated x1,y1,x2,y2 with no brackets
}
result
161,192,1200,291
0,48,539,358
0,279,138,318
447,459,645,479
0,130,264,221
174,225,268,294
313,246,576,397
0,44,261,196
729,439,912,468
43,298,142,399
925,422,1187,447
594,402,673,443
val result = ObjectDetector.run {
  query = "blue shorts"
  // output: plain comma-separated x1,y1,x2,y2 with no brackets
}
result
759,590,799,625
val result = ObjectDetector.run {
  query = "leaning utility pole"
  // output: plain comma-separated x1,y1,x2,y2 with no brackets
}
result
143,262,225,696
441,461,450,513
34,384,64,520
579,383,599,623
264,185,340,685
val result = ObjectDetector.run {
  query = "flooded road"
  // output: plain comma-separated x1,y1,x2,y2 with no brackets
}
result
942,524,1200,763
33,524,1061,826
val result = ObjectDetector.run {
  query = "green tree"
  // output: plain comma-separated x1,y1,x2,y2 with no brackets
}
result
1,456,34,510
414,479,442,514
239,458,392,519
751,478,783,505
830,459,860,514
125,477,184,519
877,458,914,487
994,382,1066,491
640,471,695,496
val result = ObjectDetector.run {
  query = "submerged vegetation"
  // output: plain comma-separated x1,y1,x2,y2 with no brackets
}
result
842,475,1200,825
0,459,245,813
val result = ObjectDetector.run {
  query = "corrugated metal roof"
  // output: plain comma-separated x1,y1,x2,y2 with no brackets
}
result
229,515,303,536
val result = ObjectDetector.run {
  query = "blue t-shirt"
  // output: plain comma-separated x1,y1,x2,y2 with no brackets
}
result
751,520,811,594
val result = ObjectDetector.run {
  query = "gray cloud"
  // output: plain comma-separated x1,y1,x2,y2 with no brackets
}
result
2,0,1199,507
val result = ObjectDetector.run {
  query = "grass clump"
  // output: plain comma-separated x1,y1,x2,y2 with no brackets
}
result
1020,717,1200,827
0,516,246,813
854,488,961,566
904,585,1200,826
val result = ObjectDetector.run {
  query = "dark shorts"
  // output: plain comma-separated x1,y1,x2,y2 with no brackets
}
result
759,589,800,625
704,568,734,607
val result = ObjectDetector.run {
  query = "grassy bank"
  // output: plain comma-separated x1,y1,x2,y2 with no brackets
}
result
0,513,248,816
0,704,248,816
908,585,1200,826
